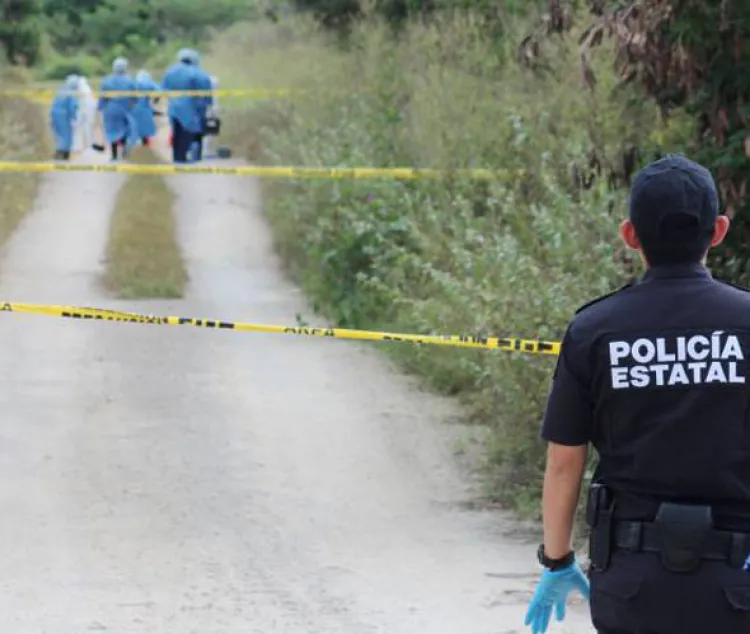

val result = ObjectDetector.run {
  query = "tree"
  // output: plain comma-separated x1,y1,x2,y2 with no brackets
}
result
41,0,253,57
0,0,42,64
523,1,750,281
581,1,750,280
150,0,252,40
43,0,105,24
291,0,436,28
80,0,158,53
42,0,109,52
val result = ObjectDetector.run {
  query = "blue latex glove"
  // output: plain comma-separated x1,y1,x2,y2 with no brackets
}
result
524,561,590,634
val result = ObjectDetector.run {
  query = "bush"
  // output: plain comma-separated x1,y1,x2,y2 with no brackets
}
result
40,52,104,79
210,13,661,516
0,63,50,247
572,2,750,284
0,0,41,64
40,0,258,65
290,0,534,28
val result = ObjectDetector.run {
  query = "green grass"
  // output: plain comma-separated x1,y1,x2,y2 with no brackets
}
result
104,146,188,298
0,65,51,248
206,13,667,517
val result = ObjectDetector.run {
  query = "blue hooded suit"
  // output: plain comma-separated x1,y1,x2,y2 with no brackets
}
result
162,51,202,134
162,49,206,162
99,58,137,146
133,70,160,139
49,75,79,153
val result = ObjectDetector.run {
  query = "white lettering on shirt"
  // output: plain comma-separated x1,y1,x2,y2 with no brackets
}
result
608,333,746,389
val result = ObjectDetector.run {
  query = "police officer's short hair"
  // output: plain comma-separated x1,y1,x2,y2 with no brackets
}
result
628,154,719,265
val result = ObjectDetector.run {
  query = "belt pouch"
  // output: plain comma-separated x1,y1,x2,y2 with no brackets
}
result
587,484,614,572
654,502,713,573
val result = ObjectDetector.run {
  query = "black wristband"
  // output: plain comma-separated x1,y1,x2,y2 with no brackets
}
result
537,544,575,571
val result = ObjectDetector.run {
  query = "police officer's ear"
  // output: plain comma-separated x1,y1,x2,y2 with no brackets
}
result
619,219,641,251
710,215,731,248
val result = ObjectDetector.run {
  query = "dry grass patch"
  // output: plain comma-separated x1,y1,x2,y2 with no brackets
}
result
0,66,51,247
104,146,187,298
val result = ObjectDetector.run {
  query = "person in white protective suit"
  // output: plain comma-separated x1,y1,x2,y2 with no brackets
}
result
72,77,98,153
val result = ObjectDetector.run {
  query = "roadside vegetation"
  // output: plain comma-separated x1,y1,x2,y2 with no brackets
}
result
207,12,651,514
1,0,269,78
0,64,51,247
2,0,746,519
104,146,187,299
209,1,750,516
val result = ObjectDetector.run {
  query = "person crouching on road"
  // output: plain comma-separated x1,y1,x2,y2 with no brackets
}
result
162,49,203,163
133,69,161,146
49,75,79,160
98,57,137,161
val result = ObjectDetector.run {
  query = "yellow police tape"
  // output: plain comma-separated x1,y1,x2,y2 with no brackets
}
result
1,88,294,99
0,302,562,356
0,161,523,181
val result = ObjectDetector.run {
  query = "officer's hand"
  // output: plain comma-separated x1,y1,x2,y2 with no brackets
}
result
524,561,590,634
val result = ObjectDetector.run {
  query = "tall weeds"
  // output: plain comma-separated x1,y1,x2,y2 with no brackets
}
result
209,13,662,515
0,65,50,246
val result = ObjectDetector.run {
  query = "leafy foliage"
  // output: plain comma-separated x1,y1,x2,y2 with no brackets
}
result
0,0,260,71
290,0,536,28
525,0,750,283
212,14,661,514
0,0,42,64
291,0,432,27
0,64,50,247
40,52,104,79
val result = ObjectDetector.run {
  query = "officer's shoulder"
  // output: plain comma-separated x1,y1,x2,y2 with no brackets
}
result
574,282,634,316
715,278,750,295
559,283,634,349
711,277,750,308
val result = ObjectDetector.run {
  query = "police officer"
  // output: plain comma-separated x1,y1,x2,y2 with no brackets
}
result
524,154,750,634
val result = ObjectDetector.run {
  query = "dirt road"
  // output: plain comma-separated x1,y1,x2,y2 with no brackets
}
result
0,147,594,633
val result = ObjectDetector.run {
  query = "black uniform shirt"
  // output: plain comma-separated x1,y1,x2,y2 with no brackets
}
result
541,263,750,528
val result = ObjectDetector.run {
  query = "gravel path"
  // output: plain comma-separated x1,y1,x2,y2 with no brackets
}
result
0,145,593,633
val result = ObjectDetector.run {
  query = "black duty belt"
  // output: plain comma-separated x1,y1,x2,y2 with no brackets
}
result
614,520,750,564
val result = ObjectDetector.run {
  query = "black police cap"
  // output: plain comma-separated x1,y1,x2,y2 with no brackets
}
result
629,154,719,242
